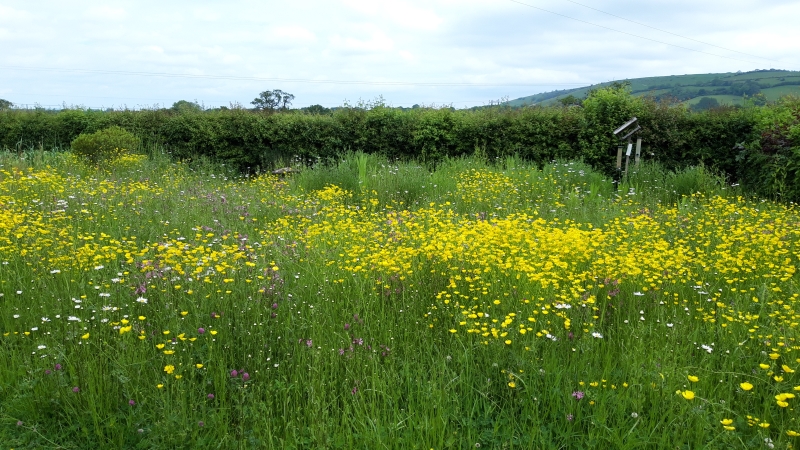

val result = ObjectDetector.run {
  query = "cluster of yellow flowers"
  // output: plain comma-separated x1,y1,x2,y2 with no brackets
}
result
2,155,799,441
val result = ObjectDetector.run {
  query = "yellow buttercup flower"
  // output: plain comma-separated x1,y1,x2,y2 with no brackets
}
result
740,382,754,391
759,364,770,370
81,333,90,339
196,364,203,369
782,365,795,373
164,365,175,374
720,419,733,426
687,375,699,383
680,390,695,400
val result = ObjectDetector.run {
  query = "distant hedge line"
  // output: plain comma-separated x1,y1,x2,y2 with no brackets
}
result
1,87,798,200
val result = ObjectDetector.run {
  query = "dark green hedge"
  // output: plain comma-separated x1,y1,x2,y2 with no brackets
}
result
2,88,798,200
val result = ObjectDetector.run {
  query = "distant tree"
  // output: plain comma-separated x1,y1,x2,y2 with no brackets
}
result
0,99,12,110
745,92,768,107
251,91,280,110
730,80,761,97
692,97,720,111
252,90,294,111
171,100,202,112
302,104,331,115
278,91,295,109
558,95,583,106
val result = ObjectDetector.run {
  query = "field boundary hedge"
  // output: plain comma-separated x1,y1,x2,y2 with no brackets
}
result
1,88,798,199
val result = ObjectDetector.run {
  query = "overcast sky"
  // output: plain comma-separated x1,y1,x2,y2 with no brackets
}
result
1,0,798,109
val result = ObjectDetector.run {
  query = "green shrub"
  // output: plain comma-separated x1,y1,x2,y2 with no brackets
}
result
70,126,139,163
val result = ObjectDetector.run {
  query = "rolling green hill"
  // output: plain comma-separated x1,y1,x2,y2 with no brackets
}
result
509,69,800,107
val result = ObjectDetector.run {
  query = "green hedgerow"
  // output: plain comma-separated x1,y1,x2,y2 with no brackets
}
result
70,126,140,164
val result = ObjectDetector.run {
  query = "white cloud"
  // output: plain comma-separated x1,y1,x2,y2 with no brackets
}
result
0,0,797,108
341,0,442,30
329,31,394,53
85,6,127,20
398,50,416,63
0,5,31,21
271,26,317,43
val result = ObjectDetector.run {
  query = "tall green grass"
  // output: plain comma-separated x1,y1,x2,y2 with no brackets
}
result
0,150,794,450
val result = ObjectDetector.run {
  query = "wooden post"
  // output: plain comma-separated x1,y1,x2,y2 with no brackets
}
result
616,145,623,169
635,138,642,166
624,142,632,175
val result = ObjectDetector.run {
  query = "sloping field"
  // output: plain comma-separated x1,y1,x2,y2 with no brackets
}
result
510,69,800,107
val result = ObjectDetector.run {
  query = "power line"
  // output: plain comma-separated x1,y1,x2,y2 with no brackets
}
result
0,65,588,88
506,0,798,70
558,0,785,64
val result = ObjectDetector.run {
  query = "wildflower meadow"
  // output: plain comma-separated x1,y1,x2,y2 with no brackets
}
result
1,150,799,449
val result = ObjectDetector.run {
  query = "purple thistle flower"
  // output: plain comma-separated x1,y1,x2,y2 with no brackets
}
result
344,323,350,330
242,372,250,381
54,363,62,371
338,348,345,356
207,393,215,399
16,421,23,426
230,370,238,378
45,369,52,375
351,386,358,395
305,339,312,348
129,399,136,406
198,327,205,334
72,386,80,393
572,391,585,400
271,303,278,310
198,421,205,427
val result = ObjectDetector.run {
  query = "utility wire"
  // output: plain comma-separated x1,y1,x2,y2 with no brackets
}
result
0,65,587,88
506,0,798,70
558,0,785,64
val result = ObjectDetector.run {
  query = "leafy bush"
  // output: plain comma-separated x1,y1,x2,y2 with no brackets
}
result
739,95,800,200
70,126,140,163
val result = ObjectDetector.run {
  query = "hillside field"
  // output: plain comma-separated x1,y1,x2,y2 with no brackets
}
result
510,69,800,107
